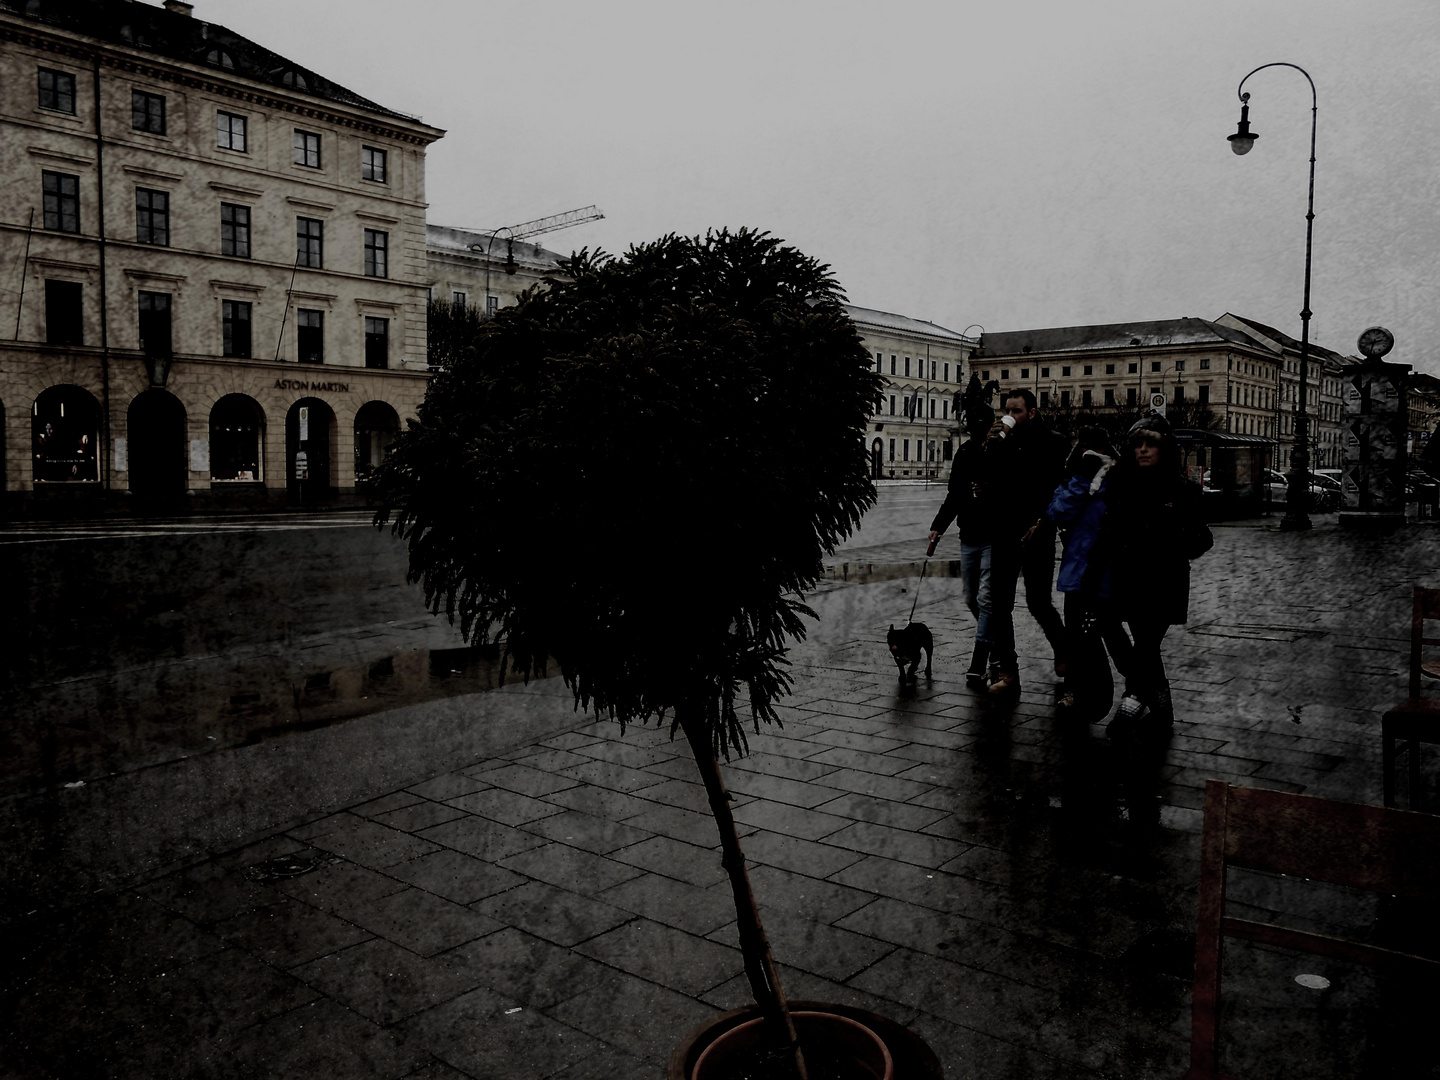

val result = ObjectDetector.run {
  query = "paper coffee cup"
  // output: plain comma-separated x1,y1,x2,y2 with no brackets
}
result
1000,415,1016,432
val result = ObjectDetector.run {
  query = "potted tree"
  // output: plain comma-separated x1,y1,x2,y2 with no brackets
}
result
371,229,934,1080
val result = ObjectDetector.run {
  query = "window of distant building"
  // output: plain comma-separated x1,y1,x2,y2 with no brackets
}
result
1128,362,1138,374
1083,365,1092,375
1082,389,1092,407
296,217,323,267
364,230,388,278
361,146,387,183
45,280,83,346
223,300,252,358
1200,357,1211,370
487,295,499,316
1151,360,1161,372
1061,366,1071,377
42,171,80,233
1041,367,1050,378
1127,388,1137,406
1175,360,1186,372
364,317,389,369
1105,363,1115,375
890,355,896,375
904,357,910,377
217,111,247,152
135,188,169,246
38,68,76,113
206,49,235,70
451,291,466,309
138,291,172,358
943,363,949,382
1061,390,1071,407
1198,384,1209,405
282,70,309,91
1104,388,1115,406
293,129,321,168
1020,368,1029,379
1000,369,1009,380
297,310,323,365
131,90,165,134
221,204,250,258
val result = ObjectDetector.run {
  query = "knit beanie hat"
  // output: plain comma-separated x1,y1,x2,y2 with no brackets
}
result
1128,411,1172,443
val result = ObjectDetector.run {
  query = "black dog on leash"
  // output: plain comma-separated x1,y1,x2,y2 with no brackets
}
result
887,622,933,684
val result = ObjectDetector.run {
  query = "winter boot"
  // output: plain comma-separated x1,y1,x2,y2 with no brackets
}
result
965,643,991,688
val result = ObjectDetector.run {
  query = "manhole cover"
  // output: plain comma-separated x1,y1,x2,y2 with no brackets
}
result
243,852,332,882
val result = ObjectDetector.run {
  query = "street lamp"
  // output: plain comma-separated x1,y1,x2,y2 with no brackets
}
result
468,227,518,319
1229,61,1318,531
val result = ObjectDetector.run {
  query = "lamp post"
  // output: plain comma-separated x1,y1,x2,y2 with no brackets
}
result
468,226,517,319
1228,61,1318,531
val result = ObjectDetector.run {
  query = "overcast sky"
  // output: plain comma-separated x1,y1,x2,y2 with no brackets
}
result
204,0,1440,373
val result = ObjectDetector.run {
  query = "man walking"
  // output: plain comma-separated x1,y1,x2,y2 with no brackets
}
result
981,388,1069,697
927,403,996,686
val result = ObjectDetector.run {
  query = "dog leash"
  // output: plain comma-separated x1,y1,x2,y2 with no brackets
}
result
907,556,931,625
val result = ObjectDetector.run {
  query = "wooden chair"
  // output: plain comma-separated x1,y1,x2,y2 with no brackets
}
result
1185,780,1440,1080
1382,586,1440,810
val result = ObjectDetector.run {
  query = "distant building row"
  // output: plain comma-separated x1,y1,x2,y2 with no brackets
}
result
856,307,1437,479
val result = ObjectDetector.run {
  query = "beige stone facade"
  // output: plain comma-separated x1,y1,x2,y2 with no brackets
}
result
426,224,562,318
848,305,977,480
972,314,1352,471
1,0,443,510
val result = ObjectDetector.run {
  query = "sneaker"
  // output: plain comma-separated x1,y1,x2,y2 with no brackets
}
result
1106,694,1147,741
965,667,988,688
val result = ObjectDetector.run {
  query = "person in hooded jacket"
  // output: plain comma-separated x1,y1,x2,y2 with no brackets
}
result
1046,427,1130,716
1092,411,1213,740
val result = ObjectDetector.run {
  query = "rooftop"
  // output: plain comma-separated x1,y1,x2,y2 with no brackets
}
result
426,225,565,272
845,304,975,344
2,0,430,125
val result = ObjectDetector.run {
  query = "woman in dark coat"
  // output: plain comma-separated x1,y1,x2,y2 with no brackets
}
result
1097,412,1213,739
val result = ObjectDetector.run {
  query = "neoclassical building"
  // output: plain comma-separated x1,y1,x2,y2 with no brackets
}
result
972,313,1352,470
1,0,444,512
847,304,977,479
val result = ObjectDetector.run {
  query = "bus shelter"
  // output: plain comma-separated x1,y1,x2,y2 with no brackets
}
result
1174,429,1273,520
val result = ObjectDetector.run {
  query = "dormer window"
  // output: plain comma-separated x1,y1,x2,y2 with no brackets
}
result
282,70,308,91
206,49,234,70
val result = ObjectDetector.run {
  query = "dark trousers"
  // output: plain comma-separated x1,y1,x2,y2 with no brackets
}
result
1108,617,1171,707
989,530,1067,671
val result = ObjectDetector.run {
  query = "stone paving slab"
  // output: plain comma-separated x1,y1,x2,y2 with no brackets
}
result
5,509,1440,1078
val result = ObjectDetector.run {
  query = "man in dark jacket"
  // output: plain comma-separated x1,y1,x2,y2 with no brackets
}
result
928,403,995,685
981,388,1070,697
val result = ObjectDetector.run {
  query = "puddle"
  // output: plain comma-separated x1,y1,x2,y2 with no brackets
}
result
3,640,526,796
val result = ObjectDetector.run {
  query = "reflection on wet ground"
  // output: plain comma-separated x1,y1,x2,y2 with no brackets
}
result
3,640,512,796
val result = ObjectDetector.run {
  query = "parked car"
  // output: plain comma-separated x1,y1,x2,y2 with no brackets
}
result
1264,469,1340,512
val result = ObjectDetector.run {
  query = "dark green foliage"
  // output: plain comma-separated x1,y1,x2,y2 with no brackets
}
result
372,229,882,757
426,298,487,370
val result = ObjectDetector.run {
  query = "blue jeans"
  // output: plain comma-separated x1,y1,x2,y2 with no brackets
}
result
960,539,993,644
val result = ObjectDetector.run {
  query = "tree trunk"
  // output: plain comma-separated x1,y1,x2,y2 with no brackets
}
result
679,706,808,1080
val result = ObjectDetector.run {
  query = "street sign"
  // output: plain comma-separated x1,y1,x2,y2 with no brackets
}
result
294,450,308,480
1150,393,1167,417
299,406,309,442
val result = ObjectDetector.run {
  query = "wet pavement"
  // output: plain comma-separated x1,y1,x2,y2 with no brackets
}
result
3,492,1438,1078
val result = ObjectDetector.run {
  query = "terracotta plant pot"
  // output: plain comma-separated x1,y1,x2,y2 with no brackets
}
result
671,1002,942,1080
690,1010,892,1080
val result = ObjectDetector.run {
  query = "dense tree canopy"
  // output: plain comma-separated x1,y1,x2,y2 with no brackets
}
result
373,229,882,757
